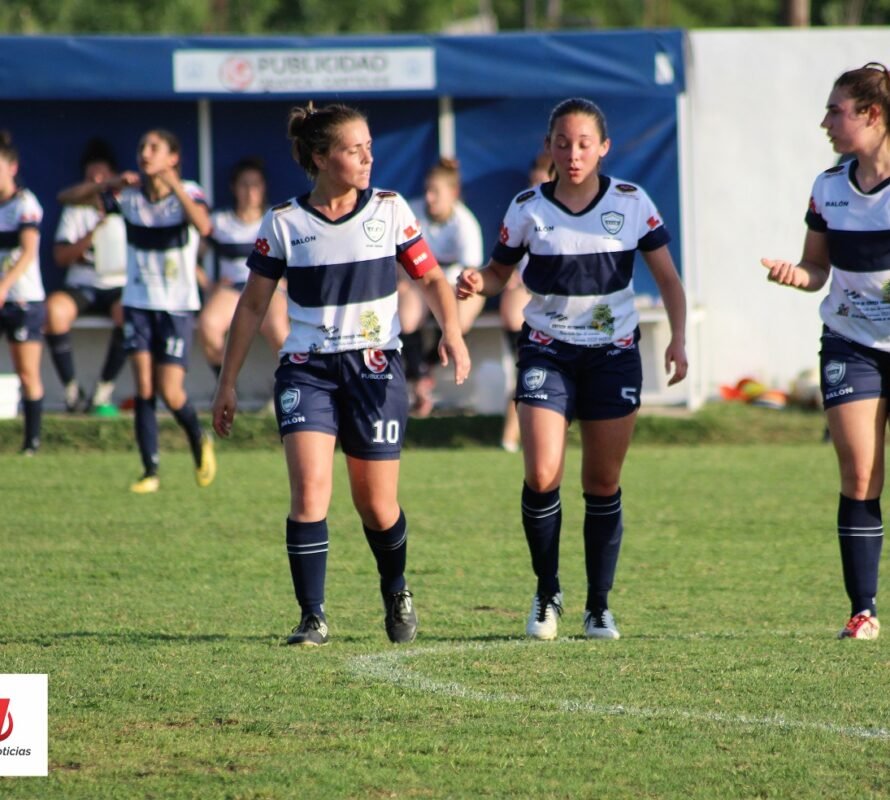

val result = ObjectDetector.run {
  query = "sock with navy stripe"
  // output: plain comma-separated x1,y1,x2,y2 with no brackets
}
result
364,509,408,594
583,489,623,612
838,494,883,617
286,518,329,616
521,483,562,596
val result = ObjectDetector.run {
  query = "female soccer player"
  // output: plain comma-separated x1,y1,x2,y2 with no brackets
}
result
212,103,470,647
65,129,217,493
458,98,687,640
398,158,483,416
198,157,288,380
761,63,890,640
49,138,128,414
0,130,45,455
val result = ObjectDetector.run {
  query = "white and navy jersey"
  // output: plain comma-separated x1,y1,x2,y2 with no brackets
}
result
115,181,207,312
207,209,261,285
0,188,44,303
247,187,437,355
808,160,890,351
409,199,483,272
492,177,670,347
54,204,127,291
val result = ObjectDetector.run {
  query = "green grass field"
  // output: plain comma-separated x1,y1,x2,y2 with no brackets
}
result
1,409,889,798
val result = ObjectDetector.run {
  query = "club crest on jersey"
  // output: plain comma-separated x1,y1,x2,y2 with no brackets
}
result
523,367,547,392
364,349,389,374
359,310,381,343
529,329,554,346
824,361,846,386
601,211,624,235
288,352,310,365
280,388,301,414
363,219,386,243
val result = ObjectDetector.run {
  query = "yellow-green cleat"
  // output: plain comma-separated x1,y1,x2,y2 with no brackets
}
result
130,474,160,494
195,434,217,488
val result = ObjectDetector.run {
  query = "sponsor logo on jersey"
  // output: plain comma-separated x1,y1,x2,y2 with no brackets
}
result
499,224,510,244
360,310,381,343
647,215,661,229
534,225,554,233
837,303,850,317
403,222,419,239
280,387,301,414
254,237,271,256
591,304,615,336
883,280,890,303
808,196,817,213
825,200,849,207
291,235,317,246
522,367,547,392
363,348,389,374
824,360,846,386
615,334,635,348
288,352,310,364
601,211,624,235
516,190,536,203
363,219,385,243
529,329,554,346
615,183,638,193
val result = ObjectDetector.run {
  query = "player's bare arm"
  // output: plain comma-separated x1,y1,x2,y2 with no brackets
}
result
643,244,688,386
416,264,471,385
457,259,514,299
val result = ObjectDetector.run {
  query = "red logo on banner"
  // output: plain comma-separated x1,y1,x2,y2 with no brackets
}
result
0,699,13,742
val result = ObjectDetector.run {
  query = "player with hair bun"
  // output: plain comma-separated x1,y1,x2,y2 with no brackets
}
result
459,98,687,641
762,62,890,640
0,130,46,455
212,102,470,647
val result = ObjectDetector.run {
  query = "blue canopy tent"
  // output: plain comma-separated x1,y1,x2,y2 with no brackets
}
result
0,31,686,297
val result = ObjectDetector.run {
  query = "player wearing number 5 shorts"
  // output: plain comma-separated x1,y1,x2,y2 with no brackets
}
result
65,129,217,493
458,98,688,641
211,103,470,647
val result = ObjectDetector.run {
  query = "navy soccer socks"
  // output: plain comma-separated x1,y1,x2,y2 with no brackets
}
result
286,518,329,616
22,397,42,452
170,401,204,467
583,489,623,612
134,396,159,476
521,483,562,596
364,509,408,594
837,494,883,617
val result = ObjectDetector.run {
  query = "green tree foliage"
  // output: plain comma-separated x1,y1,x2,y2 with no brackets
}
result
0,0,886,34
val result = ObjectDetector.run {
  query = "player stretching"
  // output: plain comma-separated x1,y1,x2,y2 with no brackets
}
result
458,98,687,640
66,129,217,493
762,63,890,640
212,103,470,646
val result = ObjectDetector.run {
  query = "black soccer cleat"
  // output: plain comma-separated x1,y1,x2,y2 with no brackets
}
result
383,589,418,644
285,612,330,647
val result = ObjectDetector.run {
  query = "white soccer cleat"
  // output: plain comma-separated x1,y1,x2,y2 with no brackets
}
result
526,592,562,640
838,610,880,640
583,608,621,640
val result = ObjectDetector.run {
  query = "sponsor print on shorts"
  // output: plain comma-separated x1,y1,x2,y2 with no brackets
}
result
363,349,389,374
288,352,310,365
529,329,554,346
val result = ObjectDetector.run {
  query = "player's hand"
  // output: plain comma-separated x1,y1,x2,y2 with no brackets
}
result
154,168,181,191
116,171,141,189
212,384,238,438
0,284,8,307
665,338,688,386
438,331,471,386
761,258,807,288
456,268,484,300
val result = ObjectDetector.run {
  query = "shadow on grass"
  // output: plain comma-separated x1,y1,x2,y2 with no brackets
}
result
2,630,280,646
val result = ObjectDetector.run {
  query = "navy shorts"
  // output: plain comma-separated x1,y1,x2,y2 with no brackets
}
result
0,301,45,343
820,326,890,409
123,307,195,367
62,285,122,316
274,348,409,461
515,324,642,422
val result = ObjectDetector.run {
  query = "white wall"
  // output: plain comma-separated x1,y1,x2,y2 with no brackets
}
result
687,28,890,393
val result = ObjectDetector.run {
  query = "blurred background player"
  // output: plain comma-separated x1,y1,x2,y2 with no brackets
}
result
198,157,288,390
49,138,128,414
458,98,687,641
761,62,890,641
65,128,217,493
500,151,553,452
212,103,470,647
398,157,483,416
0,130,45,454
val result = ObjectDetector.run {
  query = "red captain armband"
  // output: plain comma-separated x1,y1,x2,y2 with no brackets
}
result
398,238,438,280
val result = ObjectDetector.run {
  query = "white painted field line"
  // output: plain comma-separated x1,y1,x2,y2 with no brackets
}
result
348,640,890,741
